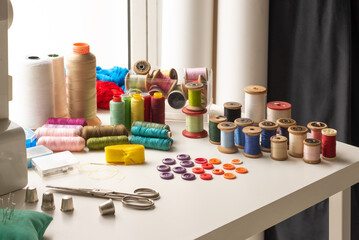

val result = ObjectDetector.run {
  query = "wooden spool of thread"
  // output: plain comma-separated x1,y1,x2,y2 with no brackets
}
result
132,120,170,130
209,115,227,145
147,70,177,97
182,107,207,138
270,136,288,160
244,85,266,125
307,121,327,143
185,82,204,111
87,136,129,150
234,118,253,149
131,94,144,126
242,126,262,158
185,67,208,82
37,136,85,152
288,125,308,158
151,92,165,124
110,95,125,126
259,120,279,152
148,85,164,96
223,102,242,122
168,84,187,109
322,128,337,160
266,101,291,123
161,68,178,79
217,122,238,154
82,125,128,140
35,127,81,138
66,43,100,126
303,138,321,164
276,118,296,144
125,73,148,93
133,60,151,75
140,92,151,122
121,94,132,130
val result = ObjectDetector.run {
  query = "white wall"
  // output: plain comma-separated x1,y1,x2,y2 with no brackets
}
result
8,0,128,71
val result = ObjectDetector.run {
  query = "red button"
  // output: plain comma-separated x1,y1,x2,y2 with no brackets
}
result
192,167,204,174
200,173,213,180
194,158,208,164
202,163,214,169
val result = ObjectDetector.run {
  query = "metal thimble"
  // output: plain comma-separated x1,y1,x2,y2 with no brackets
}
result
25,186,38,203
61,196,74,212
99,199,115,216
41,192,55,211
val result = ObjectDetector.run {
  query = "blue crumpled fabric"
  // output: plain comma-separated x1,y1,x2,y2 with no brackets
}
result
96,66,129,91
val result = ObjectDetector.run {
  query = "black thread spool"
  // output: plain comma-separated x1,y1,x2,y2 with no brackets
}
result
223,102,242,122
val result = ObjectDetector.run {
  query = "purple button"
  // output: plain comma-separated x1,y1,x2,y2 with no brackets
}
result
172,166,187,174
157,165,171,172
160,172,174,180
177,154,191,161
180,160,194,168
194,158,208,164
162,158,176,165
181,173,196,180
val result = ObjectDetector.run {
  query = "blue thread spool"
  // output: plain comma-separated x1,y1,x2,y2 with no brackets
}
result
276,118,296,145
259,120,278,152
242,126,262,158
234,118,253,149
217,122,238,154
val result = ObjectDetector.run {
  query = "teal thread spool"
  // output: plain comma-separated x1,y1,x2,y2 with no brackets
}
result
121,94,132,130
209,115,227,145
131,126,172,139
132,120,170,131
129,136,173,151
182,107,207,138
110,95,125,126
87,136,129,150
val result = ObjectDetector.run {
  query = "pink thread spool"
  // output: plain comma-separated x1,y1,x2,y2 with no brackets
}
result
35,127,81,138
307,121,327,147
185,68,208,82
46,118,87,126
37,136,85,152
303,138,321,164
43,124,83,134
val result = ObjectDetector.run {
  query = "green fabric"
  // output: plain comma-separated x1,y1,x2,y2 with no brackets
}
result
0,210,52,240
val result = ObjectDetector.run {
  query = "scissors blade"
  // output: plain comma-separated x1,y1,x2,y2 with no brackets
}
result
46,185,94,195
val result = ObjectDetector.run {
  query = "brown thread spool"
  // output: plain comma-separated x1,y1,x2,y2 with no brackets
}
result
270,136,288,160
288,125,308,158
133,60,151,75
66,43,100,126
303,138,321,164
82,125,128,140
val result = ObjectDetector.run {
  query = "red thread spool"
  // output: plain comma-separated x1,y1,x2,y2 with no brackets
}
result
141,93,151,122
307,121,327,142
322,128,337,160
151,92,165,124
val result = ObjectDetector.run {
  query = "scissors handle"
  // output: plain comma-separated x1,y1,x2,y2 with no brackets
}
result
134,188,160,200
121,196,155,210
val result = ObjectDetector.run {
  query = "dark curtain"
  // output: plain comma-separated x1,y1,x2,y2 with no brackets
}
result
266,0,359,239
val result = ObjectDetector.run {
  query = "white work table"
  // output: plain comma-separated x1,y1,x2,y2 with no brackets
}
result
12,112,359,240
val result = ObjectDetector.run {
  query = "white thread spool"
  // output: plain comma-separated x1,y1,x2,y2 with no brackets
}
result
48,54,68,118
244,85,266,125
270,135,288,161
266,101,291,122
11,56,54,129
288,126,308,158
303,138,321,164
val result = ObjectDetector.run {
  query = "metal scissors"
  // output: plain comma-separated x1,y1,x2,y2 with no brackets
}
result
46,185,160,210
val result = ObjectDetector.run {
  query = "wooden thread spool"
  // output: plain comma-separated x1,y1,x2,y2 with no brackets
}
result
244,85,266,125
185,82,204,112
168,84,187,109
288,125,308,158
234,118,253,149
182,107,207,138
125,72,148,93
223,102,242,122
322,128,337,160
266,101,291,123
133,60,151,75
217,122,238,154
161,68,178,79
259,120,278,152
242,126,262,158
147,70,177,97
307,121,327,144
270,136,288,160
185,67,208,82
276,118,296,144
303,138,321,164
209,115,227,145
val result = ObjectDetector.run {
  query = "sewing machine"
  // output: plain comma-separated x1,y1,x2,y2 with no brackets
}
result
0,0,28,196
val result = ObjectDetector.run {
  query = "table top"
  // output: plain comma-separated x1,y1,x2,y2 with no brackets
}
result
12,111,359,240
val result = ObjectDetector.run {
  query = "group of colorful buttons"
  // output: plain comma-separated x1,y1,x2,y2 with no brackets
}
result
157,154,248,181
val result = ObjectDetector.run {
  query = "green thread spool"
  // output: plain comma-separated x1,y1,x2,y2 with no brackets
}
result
121,93,132,130
131,126,172,139
125,72,148,92
132,120,170,131
87,136,129,150
131,94,144,126
182,107,208,138
185,82,204,112
209,115,227,145
129,135,173,151
110,95,125,126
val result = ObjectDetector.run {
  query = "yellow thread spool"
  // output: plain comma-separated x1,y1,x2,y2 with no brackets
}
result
131,94,144,125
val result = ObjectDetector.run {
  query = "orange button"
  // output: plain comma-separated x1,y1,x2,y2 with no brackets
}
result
223,173,236,179
209,158,221,165
231,159,243,165
212,169,224,175
223,163,235,170
235,167,248,174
